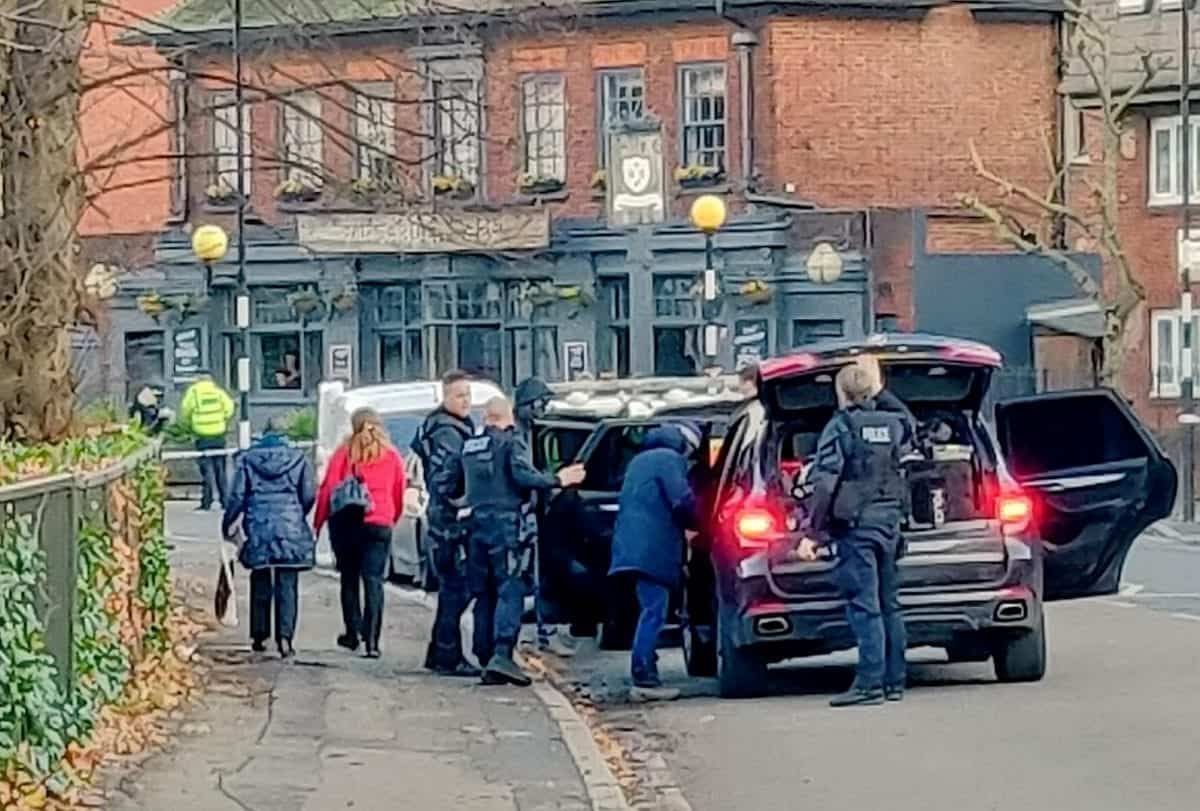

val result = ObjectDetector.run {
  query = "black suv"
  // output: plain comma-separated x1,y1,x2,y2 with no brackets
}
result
682,334,1177,698
533,401,739,647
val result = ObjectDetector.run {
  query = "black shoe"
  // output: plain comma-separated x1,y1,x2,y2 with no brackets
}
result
885,686,905,702
364,648,381,660
278,640,296,659
434,662,482,678
197,504,212,513
251,639,267,653
480,670,506,686
337,633,360,652
830,687,885,708
484,656,532,687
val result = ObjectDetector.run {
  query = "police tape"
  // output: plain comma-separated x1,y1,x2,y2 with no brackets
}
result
161,440,315,462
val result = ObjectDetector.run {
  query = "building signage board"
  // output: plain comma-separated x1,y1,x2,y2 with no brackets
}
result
734,320,769,371
172,327,202,381
564,341,589,381
607,127,666,227
328,344,353,383
297,211,551,254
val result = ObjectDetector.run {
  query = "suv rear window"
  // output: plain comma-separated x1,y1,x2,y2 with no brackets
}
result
772,364,983,411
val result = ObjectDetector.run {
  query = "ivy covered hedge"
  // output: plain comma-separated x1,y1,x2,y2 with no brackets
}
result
0,427,170,789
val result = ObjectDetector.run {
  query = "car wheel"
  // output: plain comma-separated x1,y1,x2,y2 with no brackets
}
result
992,614,1047,683
717,601,768,698
682,588,717,677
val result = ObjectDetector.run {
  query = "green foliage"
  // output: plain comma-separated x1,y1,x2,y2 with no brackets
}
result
0,429,169,782
162,419,194,447
284,407,317,441
135,462,170,652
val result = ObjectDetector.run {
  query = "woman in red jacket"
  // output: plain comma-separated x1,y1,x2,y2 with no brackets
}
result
315,408,405,658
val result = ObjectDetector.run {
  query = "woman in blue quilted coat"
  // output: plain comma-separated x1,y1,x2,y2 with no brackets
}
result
222,416,317,658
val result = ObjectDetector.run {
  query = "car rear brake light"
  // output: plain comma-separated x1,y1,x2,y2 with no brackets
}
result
734,506,784,549
997,493,1033,534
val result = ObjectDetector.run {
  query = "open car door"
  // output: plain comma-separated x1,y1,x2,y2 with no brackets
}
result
995,389,1177,600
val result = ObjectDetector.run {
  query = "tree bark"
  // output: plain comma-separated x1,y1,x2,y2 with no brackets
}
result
0,1,89,441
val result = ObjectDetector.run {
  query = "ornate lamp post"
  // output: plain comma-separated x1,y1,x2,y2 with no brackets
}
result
192,223,251,449
690,194,727,368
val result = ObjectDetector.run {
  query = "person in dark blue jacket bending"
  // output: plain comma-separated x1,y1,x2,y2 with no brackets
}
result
610,422,702,702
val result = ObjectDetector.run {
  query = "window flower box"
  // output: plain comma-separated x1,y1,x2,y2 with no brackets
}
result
518,174,565,196
433,174,474,199
675,164,725,189
275,178,323,204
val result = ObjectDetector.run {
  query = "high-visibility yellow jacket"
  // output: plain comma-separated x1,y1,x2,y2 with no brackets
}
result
179,379,235,438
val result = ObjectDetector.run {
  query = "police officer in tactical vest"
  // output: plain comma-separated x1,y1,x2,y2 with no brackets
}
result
795,362,911,707
416,369,479,677
453,396,584,686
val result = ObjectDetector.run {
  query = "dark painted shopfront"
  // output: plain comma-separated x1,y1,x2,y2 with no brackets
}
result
106,208,872,427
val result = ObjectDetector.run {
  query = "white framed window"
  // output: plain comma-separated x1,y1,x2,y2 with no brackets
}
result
598,68,645,166
679,63,727,170
1064,99,1089,165
1151,308,1200,397
1161,0,1183,9
281,91,323,186
1117,0,1150,13
212,93,251,195
1149,115,1200,206
433,78,481,186
355,83,395,182
521,74,566,182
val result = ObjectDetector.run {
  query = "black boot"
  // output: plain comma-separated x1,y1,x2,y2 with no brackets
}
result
337,633,360,652
278,639,296,659
251,639,267,653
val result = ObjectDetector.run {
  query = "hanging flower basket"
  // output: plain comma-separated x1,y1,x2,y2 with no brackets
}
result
740,278,773,305
518,174,565,196
136,293,165,317
330,284,358,314
287,287,323,316
675,164,724,189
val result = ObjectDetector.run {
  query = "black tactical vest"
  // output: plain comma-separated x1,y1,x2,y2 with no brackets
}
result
831,408,906,524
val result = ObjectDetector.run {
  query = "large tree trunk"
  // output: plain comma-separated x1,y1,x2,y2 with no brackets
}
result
0,1,89,441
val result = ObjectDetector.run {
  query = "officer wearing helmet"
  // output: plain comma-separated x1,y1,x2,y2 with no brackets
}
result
513,377,579,656
794,362,911,708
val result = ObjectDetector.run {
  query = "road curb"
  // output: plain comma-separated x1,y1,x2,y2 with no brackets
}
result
314,568,633,811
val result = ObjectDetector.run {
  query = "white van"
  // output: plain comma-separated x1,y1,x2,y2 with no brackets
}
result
316,379,505,584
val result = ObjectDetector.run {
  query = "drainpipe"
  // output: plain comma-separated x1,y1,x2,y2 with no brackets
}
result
731,29,759,191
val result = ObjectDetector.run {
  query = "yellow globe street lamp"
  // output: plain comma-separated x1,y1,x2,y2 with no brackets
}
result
192,224,229,264
690,194,727,234
690,195,727,364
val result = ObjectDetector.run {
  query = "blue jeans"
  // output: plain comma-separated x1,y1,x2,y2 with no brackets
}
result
835,531,907,691
631,578,671,687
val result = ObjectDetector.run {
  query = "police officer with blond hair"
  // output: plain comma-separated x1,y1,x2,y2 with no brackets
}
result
795,362,910,707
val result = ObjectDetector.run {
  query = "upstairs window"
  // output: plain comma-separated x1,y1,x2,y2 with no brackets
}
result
1148,115,1200,206
433,78,481,187
355,84,396,183
281,91,323,186
598,68,644,165
679,64,726,171
211,93,251,196
521,74,567,183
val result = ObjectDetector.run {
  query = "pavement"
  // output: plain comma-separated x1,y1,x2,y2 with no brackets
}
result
536,529,1200,811
111,503,603,811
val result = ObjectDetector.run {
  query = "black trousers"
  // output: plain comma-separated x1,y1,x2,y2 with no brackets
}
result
425,526,472,670
196,437,228,509
332,519,391,651
249,568,299,645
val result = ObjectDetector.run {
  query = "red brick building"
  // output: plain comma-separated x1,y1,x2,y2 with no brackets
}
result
107,0,1064,417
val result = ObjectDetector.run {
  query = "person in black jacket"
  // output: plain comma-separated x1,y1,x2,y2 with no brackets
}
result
795,364,910,707
415,369,479,677
449,396,584,686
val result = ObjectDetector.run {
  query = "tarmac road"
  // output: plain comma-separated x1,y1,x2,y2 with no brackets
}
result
560,532,1200,811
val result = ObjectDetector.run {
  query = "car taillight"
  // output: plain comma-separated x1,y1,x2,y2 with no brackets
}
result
998,493,1033,535
734,507,782,549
